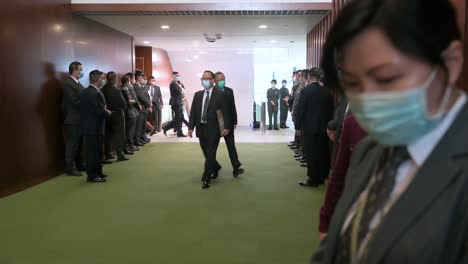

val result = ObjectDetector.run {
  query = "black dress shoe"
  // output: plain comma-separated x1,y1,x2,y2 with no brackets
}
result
66,170,82,176
299,159,307,163
104,155,114,160
177,134,187,137
87,177,107,183
284,126,290,128
295,156,304,161
290,146,300,150
100,173,108,178
300,163,308,167
294,153,302,158
211,168,221,179
274,127,279,130
202,182,211,189
299,181,320,187
124,150,134,155
132,146,140,151
268,126,272,130
101,160,113,165
135,142,144,146
117,156,129,161
233,168,245,178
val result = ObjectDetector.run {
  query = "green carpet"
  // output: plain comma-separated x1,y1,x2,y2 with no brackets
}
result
0,143,325,264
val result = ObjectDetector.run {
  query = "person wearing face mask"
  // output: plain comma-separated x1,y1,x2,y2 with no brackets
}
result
62,61,85,176
267,79,280,130
312,0,468,263
279,80,290,128
119,75,136,155
188,70,232,189
133,71,152,144
101,71,129,162
123,73,143,148
80,70,112,183
163,71,186,137
214,71,244,178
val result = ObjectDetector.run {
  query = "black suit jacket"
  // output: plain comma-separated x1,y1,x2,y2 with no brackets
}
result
79,86,109,135
294,82,334,133
216,86,237,129
134,83,151,114
121,86,138,118
312,101,468,264
101,84,126,112
169,81,183,106
62,76,84,125
189,88,232,138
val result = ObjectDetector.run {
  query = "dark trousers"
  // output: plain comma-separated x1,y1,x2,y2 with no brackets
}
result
105,111,126,158
136,111,147,141
126,114,137,145
152,103,162,132
268,103,278,128
223,130,241,170
280,103,288,126
64,124,83,172
199,124,221,183
104,116,112,156
303,132,330,184
165,105,183,135
84,134,103,179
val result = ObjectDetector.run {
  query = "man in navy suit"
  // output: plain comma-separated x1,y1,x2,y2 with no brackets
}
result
80,70,112,183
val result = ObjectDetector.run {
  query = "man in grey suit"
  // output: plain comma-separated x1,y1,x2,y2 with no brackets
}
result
62,61,85,176
121,74,140,151
133,71,151,144
148,76,163,135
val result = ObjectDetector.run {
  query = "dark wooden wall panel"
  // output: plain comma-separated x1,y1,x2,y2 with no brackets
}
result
0,4,133,198
135,46,153,78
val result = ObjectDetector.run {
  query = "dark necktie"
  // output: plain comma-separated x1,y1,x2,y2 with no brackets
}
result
202,90,210,123
335,147,410,263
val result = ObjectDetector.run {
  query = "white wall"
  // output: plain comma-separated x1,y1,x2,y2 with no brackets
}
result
168,48,255,126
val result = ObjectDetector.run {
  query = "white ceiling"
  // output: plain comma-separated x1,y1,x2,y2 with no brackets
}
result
85,14,324,49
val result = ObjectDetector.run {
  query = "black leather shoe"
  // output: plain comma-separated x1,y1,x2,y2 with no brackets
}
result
290,146,300,150
177,134,187,137
124,150,134,155
66,170,82,176
233,168,245,178
294,153,302,158
295,156,304,161
300,163,308,167
100,173,108,178
135,142,144,146
202,182,211,189
299,181,323,187
211,168,221,179
274,127,279,130
101,160,112,165
268,126,272,130
117,156,129,161
285,126,290,128
87,177,107,183
299,159,307,163
104,155,114,160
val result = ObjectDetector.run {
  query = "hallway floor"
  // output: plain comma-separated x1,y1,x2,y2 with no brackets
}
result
0,142,324,264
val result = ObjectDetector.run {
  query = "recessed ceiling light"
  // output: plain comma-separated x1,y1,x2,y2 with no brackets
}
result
161,25,170,29
259,25,268,29
143,41,150,44
199,51,208,54
193,55,199,59
271,40,277,43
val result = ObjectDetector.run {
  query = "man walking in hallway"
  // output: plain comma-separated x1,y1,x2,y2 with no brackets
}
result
188,71,231,189
279,80,290,128
163,71,186,137
267,79,280,130
80,70,111,183
62,61,85,176
214,72,244,178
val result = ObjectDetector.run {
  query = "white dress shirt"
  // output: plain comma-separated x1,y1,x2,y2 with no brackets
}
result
70,75,79,84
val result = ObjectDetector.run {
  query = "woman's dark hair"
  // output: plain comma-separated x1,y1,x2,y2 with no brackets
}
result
271,79,277,84
121,75,130,85
321,0,461,94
